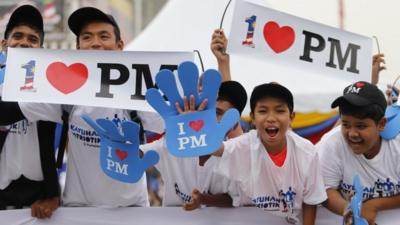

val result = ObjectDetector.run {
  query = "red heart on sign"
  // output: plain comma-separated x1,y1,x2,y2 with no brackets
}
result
189,120,204,132
263,21,295,53
46,62,88,94
115,149,128,161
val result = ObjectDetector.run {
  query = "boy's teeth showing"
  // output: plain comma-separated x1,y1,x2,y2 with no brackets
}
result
265,127,279,137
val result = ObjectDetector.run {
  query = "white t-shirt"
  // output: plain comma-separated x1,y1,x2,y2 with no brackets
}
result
140,138,242,207
0,119,42,189
20,103,163,207
317,126,400,199
217,130,327,222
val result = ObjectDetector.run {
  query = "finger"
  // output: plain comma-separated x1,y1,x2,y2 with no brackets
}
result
37,207,45,219
176,102,184,114
96,119,124,142
197,99,208,111
189,95,196,111
121,121,140,144
219,108,240,134
183,96,189,112
155,69,183,108
81,114,107,137
43,208,52,218
146,88,175,117
183,202,197,211
31,205,38,218
200,69,221,109
178,62,200,103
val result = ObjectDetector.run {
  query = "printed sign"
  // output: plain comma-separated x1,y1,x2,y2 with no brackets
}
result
146,61,239,157
2,48,192,111
228,0,373,82
81,114,159,183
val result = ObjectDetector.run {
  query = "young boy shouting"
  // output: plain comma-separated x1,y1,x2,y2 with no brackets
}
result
214,82,327,225
317,81,400,225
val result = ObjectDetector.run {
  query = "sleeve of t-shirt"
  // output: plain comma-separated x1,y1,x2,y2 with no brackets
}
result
302,152,328,205
18,102,62,123
137,111,165,134
216,133,251,184
316,136,343,190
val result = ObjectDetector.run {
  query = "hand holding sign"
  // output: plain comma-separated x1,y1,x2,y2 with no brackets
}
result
146,61,239,157
81,114,159,183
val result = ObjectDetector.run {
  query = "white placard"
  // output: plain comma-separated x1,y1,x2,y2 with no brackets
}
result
2,48,193,111
228,0,373,82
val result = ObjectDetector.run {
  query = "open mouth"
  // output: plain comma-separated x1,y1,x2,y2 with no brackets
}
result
265,127,279,138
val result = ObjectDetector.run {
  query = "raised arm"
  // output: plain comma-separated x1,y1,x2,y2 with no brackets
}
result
211,29,231,81
371,53,385,85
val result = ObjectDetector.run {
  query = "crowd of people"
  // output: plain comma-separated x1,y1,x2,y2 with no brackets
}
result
0,4,398,225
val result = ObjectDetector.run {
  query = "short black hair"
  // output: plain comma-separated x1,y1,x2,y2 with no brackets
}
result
250,82,294,113
217,81,247,115
339,100,385,124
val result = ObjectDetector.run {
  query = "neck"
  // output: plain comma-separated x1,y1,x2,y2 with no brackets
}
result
363,137,382,159
262,139,286,155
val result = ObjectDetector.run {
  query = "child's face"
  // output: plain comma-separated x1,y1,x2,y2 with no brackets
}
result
216,100,234,122
251,97,294,152
341,114,386,159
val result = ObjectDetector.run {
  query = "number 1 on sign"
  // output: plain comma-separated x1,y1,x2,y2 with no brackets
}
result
242,15,257,48
20,60,36,92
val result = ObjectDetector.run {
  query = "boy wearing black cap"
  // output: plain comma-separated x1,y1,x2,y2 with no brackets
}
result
317,81,400,225
140,81,248,209
0,5,60,219
213,83,327,225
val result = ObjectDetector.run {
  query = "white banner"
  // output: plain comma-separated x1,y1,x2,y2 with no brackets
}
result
1,207,399,225
228,0,372,82
2,48,193,111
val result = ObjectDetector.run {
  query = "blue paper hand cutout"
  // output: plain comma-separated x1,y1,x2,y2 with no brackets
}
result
81,114,159,183
0,51,5,85
344,175,368,225
381,105,400,140
146,61,239,157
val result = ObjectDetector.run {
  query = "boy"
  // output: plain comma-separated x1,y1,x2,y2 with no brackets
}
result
140,80,248,209
213,82,327,225
317,81,400,225
0,5,60,218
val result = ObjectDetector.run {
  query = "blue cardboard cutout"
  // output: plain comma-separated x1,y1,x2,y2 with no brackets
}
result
146,61,239,157
381,105,400,140
81,114,159,183
344,175,368,225
0,51,5,85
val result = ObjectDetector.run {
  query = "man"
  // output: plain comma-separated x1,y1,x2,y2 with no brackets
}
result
0,5,60,219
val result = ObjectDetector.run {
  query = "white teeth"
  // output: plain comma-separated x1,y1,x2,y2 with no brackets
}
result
266,128,278,131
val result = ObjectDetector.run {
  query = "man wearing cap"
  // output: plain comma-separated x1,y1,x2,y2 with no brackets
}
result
0,5,60,218
317,81,400,225
59,7,163,207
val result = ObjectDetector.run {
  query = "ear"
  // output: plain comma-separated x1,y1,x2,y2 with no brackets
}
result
1,39,7,52
250,112,255,125
290,111,295,121
377,117,387,132
117,40,124,50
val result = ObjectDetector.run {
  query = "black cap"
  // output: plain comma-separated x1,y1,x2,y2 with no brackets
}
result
68,7,120,37
4,5,44,39
250,82,294,113
331,81,387,112
218,81,248,114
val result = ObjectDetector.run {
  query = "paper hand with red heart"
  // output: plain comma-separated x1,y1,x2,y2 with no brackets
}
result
81,114,159,183
145,61,239,157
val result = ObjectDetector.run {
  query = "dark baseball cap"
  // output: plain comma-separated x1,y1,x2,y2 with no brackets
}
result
331,81,387,112
68,7,120,37
4,5,44,39
250,82,294,113
218,81,248,115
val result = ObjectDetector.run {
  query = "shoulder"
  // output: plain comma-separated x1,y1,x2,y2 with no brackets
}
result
287,130,316,157
316,126,346,155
